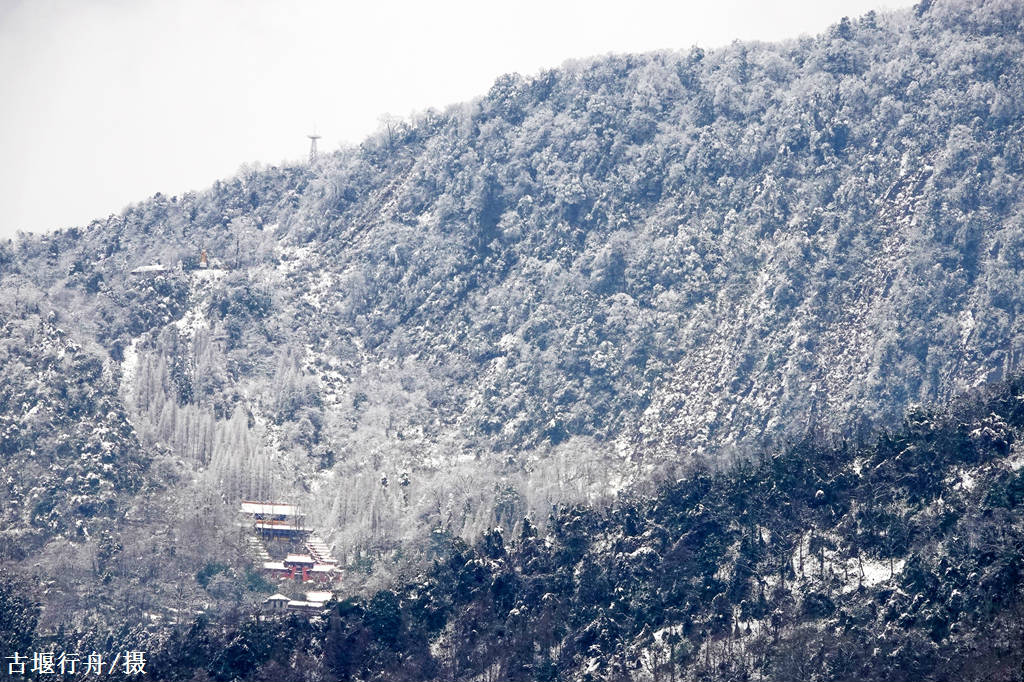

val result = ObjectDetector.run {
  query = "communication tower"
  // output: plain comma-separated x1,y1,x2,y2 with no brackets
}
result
307,133,321,164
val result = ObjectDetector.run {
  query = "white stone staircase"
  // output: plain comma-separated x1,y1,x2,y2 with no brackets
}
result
246,535,271,562
306,534,337,565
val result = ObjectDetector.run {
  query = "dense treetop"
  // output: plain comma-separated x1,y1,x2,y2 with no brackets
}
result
4,1,1023,471
0,1,1023,679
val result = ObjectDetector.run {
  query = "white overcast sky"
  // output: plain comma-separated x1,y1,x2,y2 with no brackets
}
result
0,0,910,239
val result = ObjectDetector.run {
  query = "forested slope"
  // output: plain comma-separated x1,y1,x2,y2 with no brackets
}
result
4,1,1023,553
0,311,148,554
7,365,1022,680
268,0,1024,465
0,1,1023,677
22,0,1024,460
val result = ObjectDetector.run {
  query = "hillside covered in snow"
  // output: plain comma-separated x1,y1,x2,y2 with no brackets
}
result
0,0,1023,679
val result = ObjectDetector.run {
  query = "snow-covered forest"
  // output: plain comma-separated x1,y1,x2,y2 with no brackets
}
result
1,0,1024,679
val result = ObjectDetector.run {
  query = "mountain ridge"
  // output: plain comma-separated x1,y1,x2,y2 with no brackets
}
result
0,3,1023,679
3,0,1023,542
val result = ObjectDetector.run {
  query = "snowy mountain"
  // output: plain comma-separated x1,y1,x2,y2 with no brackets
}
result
0,0,1023,679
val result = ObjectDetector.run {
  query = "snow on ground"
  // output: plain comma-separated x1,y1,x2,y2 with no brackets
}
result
192,267,227,283
958,309,975,346
168,267,229,344
786,529,908,594
302,343,351,407
1009,451,1024,471
246,401,288,468
173,301,208,338
828,553,907,594
120,336,142,393
653,624,684,644
851,557,906,591
732,615,765,639
790,531,814,579
275,245,313,275
959,469,976,491
301,269,336,311
604,470,628,497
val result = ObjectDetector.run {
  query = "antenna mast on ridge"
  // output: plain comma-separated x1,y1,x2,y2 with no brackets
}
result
307,132,321,164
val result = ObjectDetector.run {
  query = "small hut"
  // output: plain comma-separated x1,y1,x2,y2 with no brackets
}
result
130,263,168,278
263,594,290,612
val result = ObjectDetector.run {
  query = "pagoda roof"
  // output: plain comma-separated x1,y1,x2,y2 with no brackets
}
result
241,501,299,516
254,522,306,532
